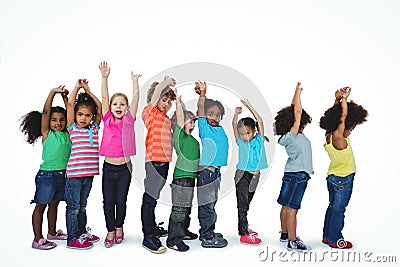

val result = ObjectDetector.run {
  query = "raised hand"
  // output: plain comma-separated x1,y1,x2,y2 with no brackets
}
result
235,106,242,115
195,81,207,96
131,71,142,81
52,85,66,94
98,61,110,77
296,81,303,92
342,86,351,98
240,98,253,109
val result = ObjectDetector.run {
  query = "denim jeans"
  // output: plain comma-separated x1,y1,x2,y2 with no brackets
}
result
323,173,355,244
235,170,259,235
102,161,132,232
166,178,195,247
65,176,93,244
141,161,169,238
32,170,66,204
277,171,310,210
197,167,220,240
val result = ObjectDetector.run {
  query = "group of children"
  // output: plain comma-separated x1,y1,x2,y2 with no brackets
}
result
19,62,368,253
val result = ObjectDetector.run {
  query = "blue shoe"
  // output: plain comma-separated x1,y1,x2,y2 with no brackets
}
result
142,237,167,254
287,237,310,252
201,233,228,248
168,240,190,252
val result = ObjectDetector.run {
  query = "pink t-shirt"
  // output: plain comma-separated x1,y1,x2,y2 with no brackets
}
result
99,110,136,157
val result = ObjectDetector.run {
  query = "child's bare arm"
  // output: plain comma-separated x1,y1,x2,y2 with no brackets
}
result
332,87,351,150
290,81,303,135
150,76,176,107
82,79,102,125
99,61,110,114
67,80,82,128
241,99,265,138
130,71,142,118
196,81,207,118
232,107,241,142
175,89,185,128
42,86,67,140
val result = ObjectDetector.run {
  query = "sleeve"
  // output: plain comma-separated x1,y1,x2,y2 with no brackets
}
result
141,103,156,129
278,131,295,146
197,117,207,138
93,121,100,130
102,110,112,122
67,122,75,133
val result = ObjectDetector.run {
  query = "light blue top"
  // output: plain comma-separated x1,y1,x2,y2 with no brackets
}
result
278,131,314,175
236,133,268,171
198,117,228,166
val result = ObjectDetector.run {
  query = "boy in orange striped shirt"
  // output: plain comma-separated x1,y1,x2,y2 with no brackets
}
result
141,76,176,254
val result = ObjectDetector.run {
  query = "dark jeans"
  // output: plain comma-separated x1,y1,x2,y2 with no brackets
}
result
141,161,169,238
167,178,195,247
197,168,220,240
235,170,257,236
65,177,93,244
323,173,354,244
102,161,132,232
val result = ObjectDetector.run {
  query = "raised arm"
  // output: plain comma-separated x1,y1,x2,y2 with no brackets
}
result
130,71,142,118
332,87,351,150
195,81,207,118
150,76,176,107
241,98,265,137
82,79,102,126
175,89,185,128
42,86,67,141
290,81,303,135
61,89,69,108
67,80,82,128
232,106,242,142
99,61,110,114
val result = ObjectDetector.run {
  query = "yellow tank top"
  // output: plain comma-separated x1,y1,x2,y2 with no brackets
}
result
323,137,356,177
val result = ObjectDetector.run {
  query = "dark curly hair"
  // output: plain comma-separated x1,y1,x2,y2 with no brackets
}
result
204,99,225,120
19,106,67,144
75,92,98,117
319,101,368,133
273,105,312,136
238,117,269,142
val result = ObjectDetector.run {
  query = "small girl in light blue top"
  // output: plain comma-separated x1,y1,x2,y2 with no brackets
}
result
274,82,313,252
232,99,268,246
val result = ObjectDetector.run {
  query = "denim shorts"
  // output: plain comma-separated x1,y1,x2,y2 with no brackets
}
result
277,171,310,210
31,170,66,204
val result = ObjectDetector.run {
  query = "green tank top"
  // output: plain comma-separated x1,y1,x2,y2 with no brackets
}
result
40,130,71,170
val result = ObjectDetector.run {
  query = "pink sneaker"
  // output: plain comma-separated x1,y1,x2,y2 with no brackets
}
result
240,234,262,246
47,229,68,240
32,238,57,250
83,227,100,242
248,228,258,237
67,236,93,250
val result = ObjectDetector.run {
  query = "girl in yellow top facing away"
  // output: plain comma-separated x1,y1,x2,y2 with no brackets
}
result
319,87,368,249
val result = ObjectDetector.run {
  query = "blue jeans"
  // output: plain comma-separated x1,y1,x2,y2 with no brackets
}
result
65,177,93,244
141,161,169,238
102,161,132,232
323,173,354,244
197,167,220,240
277,171,310,210
167,178,195,247
32,170,66,204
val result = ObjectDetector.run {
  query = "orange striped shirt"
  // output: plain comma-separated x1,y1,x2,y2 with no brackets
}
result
141,102,172,162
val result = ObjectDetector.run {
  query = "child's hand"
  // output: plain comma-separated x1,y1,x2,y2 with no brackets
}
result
80,79,90,92
61,88,69,98
296,81,303,92
235,107,242,114
240,98,252,109
131,71,142,81
342,86,351,99
195,81,207,95
99,61,110,77
52,85,66,94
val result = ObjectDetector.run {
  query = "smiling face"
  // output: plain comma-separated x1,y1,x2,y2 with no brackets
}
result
75,106,94,128
206,105,222,127
238,125,256,143
49,112,66,132
157,95,171,113
110,95,129,120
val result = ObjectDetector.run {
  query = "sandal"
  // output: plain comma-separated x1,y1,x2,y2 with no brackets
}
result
104,231,115,248
115,227,124,244
47,229,68,240
32,238,57,250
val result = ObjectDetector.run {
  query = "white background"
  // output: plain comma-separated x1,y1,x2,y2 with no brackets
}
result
1,0,398,266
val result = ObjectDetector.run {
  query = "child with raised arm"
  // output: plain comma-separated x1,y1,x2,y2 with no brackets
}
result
232,99,268,246
273,82,313,251
98,61,141,248
195,81,229,248
319,87,368,249
20,86,71,250
65,78,102,249
141,76,176,254
166,89,199,252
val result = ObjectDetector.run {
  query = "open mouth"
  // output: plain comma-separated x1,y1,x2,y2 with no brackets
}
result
115,110,122,115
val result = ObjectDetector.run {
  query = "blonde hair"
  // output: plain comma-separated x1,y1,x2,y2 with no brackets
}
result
171,110,196,130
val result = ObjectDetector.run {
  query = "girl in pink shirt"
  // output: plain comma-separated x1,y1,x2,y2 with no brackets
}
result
98,61,141,248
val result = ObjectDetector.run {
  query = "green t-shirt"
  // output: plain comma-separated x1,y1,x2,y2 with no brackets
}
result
40,130,72,170
172,125,200,179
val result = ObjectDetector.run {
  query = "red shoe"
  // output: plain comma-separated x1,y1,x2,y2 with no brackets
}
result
240,234,262,246
67,236,93,250
104,232,115,248
83,227,100,242
248,228,258,237
322,237,329,244
115,227,124,244
329,240,353,249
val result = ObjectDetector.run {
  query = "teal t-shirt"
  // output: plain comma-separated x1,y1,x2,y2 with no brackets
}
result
198,117,228,167
172,125,200,179
236,133,268,171
40,130,72,170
